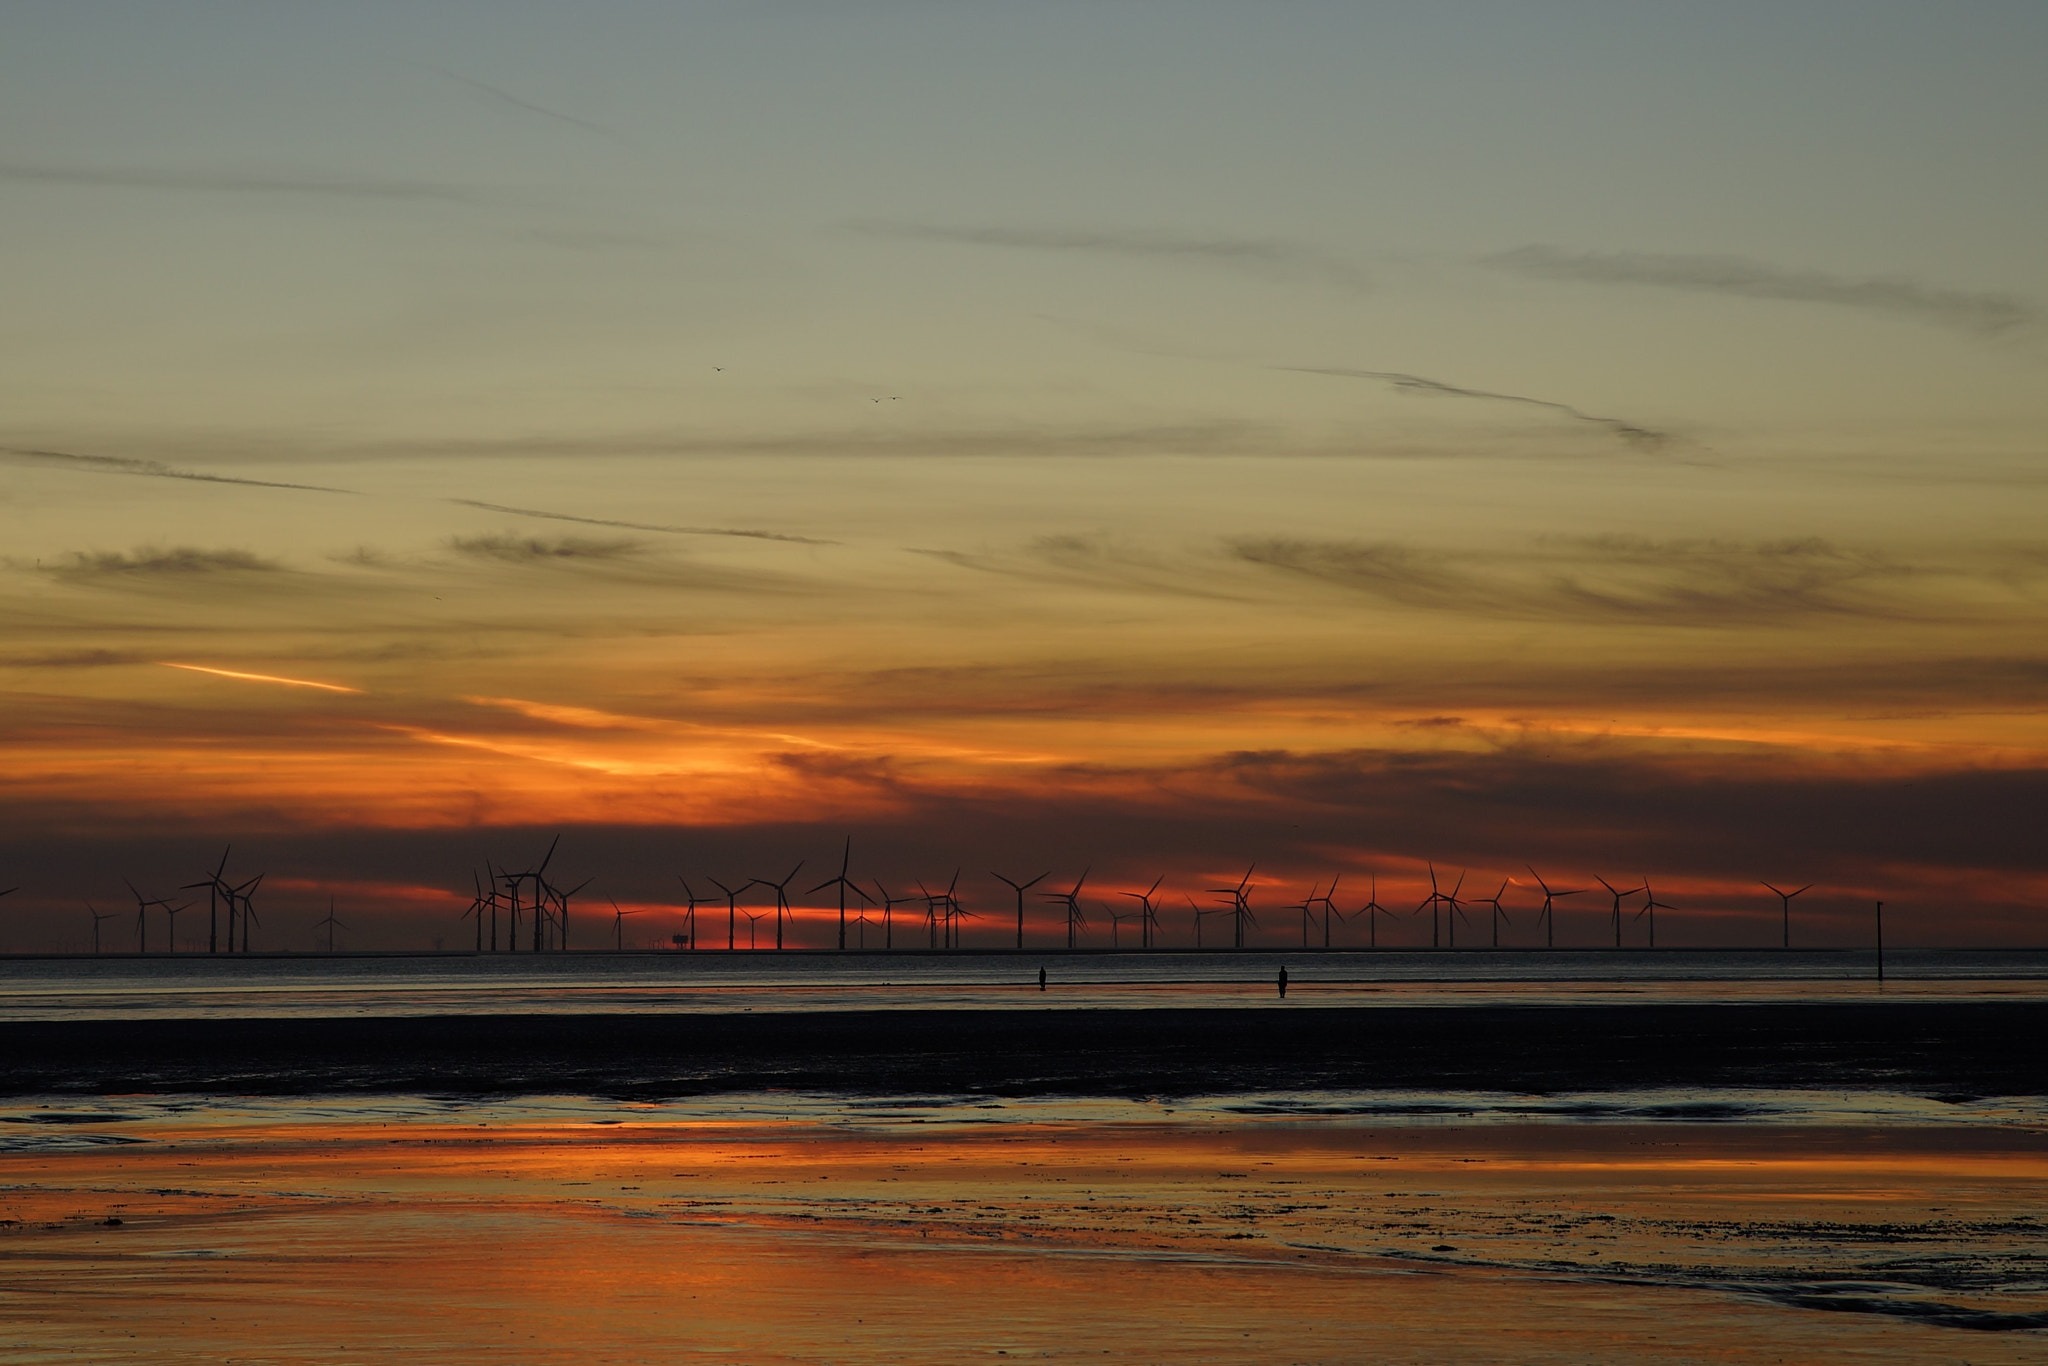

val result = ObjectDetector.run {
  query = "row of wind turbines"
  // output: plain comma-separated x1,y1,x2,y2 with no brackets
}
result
78,848,351,954
457,838,1823,954
38,839,1823,955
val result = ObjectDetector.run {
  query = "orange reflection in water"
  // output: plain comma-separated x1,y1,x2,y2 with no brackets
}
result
2,1111,2044,1364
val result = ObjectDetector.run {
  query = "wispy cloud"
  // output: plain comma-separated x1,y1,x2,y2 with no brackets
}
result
911,534,1246,602
1231,534,1924,626
2,446,356,494
851,221,1371,292
52,548,282,576
0,649,146,669
1277,368,1669,449
0,161,485,204
1487,246,2038,336
449,499,834,545
429,68,632,147
447,534,645,563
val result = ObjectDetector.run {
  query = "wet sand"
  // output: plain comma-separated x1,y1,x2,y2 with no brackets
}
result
4,1000,2045,1097
2,1097,2044,1363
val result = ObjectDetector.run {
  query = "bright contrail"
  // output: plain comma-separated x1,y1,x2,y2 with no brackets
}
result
159,662,361,694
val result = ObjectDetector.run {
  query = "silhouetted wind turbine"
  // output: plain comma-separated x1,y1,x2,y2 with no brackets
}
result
1208,865,1256,949
181,846,233,954
546,877,591,952
709,877,745,951
676,877,715,950
1117,875,1165,950
1289,883,1319,948
870,880,920,950
86,903,117,954
1762,881,1812,949
316,897,347,952
1309,877,1342,949
809,839,863,951
1635,879,1675,949
460,870,488,952
1475,878,1512,948
1357,873,1390,949
608,897,643,951
122,878,166,954
754,861,804,950
742,908,768,950
1596,877,1645,948
231,875,261,952
1524,867,1584,949
1105,900,1140,948
1417,865,1465,948
1043,870,1091,949
993,870,1050,949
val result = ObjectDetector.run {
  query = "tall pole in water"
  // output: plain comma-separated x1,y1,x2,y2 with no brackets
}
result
1875,900,1885,985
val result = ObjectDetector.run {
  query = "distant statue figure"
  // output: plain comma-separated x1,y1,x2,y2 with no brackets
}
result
1278,966,1289,998
1038,966,1047,992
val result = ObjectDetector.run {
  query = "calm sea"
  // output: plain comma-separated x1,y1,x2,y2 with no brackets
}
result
1,947,2041,1020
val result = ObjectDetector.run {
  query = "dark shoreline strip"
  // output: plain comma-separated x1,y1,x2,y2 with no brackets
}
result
6,1002,2043,1099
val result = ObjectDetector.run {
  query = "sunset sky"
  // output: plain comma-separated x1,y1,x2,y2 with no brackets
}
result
4,2,2046,949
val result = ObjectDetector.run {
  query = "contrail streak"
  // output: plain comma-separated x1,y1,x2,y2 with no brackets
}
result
159,662,361,693
450,499,835,545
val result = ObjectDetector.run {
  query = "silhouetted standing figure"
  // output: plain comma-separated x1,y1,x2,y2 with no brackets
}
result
1278,966,1289,998
1038,967,1047,992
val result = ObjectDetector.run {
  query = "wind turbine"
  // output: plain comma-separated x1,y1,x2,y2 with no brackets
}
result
1117,875,1165,950
1417,864,1465,948
316,897,347,952
86,903,118,955
230,876,262,950
1524,867,1585,949
809,839,863,950
753,861,804,950
482,861,504,951
1042,869,1091,950
122,878,169,954
1762,882,1812,949
543,876,591,952
1357,873,1390,949
230,875,262,952
676,877,716,950
992,870,1050,949
460,870,488,952
1474,878,1513,948
1289,883,1319,948
915,879,944,948
1596,876,1646,948
608,897,643,951
1207,865,1257,949
742,908,768,950
1636,879,1675,949
938,873,976,948
870,880,920,951
182,846,233,953
1105,900,1141,949
1309,877,1343,949
709,877,745,951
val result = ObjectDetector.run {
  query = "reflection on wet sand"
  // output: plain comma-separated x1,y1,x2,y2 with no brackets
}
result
2,1096,2043,1362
